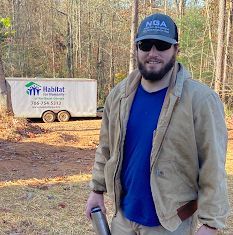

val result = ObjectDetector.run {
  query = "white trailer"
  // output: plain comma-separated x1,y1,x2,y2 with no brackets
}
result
6,77,98,122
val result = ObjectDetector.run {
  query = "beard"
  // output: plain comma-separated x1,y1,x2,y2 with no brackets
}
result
138,54,176,81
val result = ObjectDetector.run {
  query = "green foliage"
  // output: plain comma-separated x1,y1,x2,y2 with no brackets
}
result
0,17,11,28
177,8,206,57
224,104,233,118
115,72,126,84
177,8,214,83
0,17,15,43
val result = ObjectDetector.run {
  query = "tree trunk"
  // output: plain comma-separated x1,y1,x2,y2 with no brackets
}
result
179,0,185,18
199,25,208,82
109,13,115,92
222,0,232,102
205,0,216,87
164,0,167,14
214,0,226,94
50,0,56,78
174,0,185,38
129,0,138,74
149,0,153,14
0,47,8,110
78,0,82,70
96,13,104,103
87,0,92,79
205,0,216,64
67,1,74,78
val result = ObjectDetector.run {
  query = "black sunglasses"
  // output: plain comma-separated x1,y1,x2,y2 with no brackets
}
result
137,40,172,52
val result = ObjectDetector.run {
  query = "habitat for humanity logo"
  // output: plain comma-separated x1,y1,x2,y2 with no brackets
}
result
25,82,42,96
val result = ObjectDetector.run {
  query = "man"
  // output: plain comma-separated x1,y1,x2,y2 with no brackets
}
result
86,13,229,235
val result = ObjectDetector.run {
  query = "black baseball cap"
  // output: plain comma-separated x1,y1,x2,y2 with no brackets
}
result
135,13,178,44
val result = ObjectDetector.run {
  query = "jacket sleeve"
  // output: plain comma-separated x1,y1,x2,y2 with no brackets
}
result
194,92,229,229
89,91,113,192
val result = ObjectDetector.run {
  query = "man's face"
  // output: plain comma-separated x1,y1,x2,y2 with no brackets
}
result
136,39,179,81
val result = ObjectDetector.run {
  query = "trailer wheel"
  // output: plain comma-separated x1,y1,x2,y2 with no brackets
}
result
42,111,56,123
57,111,70,122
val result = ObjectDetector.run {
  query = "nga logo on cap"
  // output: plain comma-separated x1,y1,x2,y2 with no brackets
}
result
143,20,169,34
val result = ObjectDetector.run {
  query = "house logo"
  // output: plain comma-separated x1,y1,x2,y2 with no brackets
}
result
25,82,42,96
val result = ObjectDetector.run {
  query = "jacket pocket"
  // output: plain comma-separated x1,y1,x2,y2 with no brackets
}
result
171,161,197,190
152,160,197,218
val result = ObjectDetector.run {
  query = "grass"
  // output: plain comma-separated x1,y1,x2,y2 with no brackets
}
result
0,176,95,235
0,172,232,234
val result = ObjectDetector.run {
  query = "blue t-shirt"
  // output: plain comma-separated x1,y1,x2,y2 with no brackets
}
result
120,84,168,227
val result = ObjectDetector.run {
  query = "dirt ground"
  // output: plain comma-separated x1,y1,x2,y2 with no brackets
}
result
0,116,233,234
0,118,101,182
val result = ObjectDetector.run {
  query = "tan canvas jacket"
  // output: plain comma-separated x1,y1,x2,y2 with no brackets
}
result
90,62,229,231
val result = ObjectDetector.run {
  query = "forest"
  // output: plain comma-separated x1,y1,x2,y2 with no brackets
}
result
0,0,232,108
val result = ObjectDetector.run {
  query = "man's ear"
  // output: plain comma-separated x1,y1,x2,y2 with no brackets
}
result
135,43,138,56
175,43,180,55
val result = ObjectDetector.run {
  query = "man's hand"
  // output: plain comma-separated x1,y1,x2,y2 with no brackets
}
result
195,225,218,235
85,191,106,219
